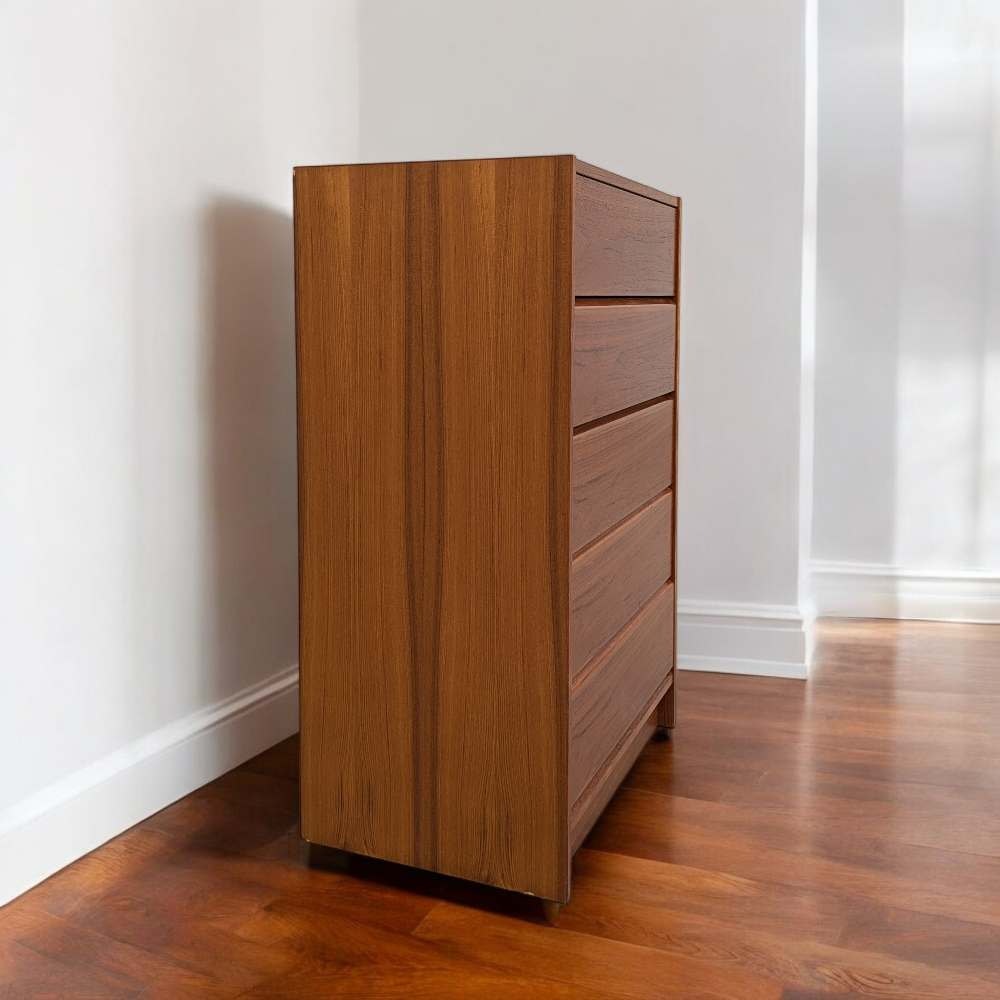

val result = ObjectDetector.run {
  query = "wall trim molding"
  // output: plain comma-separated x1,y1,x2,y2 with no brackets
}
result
0,664,299,907
677,599,812,679
811,560,1000,624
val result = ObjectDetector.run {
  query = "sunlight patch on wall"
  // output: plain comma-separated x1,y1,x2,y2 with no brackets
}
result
895,0,1000,570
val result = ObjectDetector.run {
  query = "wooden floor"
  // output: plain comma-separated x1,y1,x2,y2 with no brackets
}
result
3,619,1000,998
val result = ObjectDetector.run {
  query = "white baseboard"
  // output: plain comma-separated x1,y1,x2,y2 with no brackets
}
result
677,600,812,679
811,561,1000,624
0,592,829,907
0,664,299,907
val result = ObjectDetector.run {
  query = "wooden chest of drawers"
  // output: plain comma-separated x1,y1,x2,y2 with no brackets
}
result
294,155,680,904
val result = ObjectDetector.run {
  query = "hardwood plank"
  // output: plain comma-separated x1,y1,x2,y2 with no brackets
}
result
633,758,1000,887
0,936,138,1000
6,905,236,999
5,620,1000,997
95,853,282,935
585,786,1000,928
232,899,610,998
239,736,299,782
413,901,783,999
559,869,1000,999
294,156,573,900
19,826,179,920
630,717,1000,796
573,850,1000,986
570,493,672,676
570,584,674,803
243,963,609,999
180,855,434,937
140,774,297,860
574,175,677,296
69,891,300,992
572,303,676,426
571,400,673,551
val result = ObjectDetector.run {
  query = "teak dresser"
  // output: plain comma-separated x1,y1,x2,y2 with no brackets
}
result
294,155,680,907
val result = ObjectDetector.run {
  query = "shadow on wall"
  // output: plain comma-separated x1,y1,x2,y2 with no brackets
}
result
202,197,298,697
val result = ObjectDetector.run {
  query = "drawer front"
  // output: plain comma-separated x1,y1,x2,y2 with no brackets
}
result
570,707,657,854
573,303,676,426
569,583,675,805
572,400,673,552
575,176,676,296
570,492,672,677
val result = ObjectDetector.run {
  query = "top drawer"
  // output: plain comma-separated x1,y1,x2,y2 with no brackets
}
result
575,176,677,297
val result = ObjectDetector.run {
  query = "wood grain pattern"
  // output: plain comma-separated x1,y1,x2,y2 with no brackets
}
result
574,175,676,296
575,159,680,207
6,621,1000,997
295,163,414,864
296,156,679,905
569,583,675,804
295,155,573,901
571,400,673,551
569,492,672,678
572,303,676,426
413,884,778,1000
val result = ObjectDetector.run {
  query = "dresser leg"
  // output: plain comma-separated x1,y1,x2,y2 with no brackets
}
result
654,685,675,741
541,900,563,925
303,841,353,871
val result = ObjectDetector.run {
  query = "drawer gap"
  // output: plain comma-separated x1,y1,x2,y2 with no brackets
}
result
573,393,673,436
575,296,676,305
571,486,672,561
571,579,676,693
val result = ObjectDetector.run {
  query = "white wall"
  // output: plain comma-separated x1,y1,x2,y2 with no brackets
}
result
0,0,821,904
813,0,1000,620
359,0,816,677
0,0,358,903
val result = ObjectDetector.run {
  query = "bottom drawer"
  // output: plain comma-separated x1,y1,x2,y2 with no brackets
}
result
569,582,675,806
568,693,665,854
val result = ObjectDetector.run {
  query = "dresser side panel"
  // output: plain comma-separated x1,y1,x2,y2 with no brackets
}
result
295,156,573,900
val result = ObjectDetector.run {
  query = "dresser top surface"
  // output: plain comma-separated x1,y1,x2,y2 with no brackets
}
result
293,155,679,208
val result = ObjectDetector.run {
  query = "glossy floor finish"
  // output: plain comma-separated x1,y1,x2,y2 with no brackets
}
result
3,619,1000,998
